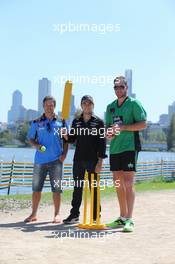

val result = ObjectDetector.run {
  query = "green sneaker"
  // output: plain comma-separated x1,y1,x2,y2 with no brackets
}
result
106,217,126,228
123,219,134,232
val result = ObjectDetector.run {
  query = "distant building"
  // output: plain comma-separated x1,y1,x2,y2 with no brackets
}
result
68,95,76,125
104,112,106,121
125,69,132,96
142,122,167,150
8,90,27,123
12,89,22,106
38,78,51,114
25,109,40,122
125,69,136,98
8,90,40,124
168,101,175,123
159,114,169,127
147,122,162,132
57,111,62,119
0,122,7,132
70,95,76,116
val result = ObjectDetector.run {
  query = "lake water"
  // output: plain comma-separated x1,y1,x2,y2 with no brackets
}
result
0,147,175,163
0,147,175,195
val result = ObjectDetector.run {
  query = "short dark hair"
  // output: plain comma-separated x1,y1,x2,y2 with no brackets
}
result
43,96,56,107
81,95,94,105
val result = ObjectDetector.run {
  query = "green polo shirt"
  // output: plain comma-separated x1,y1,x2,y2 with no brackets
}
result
105,96,147,154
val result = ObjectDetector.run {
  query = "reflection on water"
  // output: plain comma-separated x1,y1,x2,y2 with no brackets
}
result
0,147,175,163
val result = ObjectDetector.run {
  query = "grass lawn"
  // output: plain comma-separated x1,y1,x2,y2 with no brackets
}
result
1,177,175,206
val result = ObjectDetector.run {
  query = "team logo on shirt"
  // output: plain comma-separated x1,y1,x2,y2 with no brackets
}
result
128,163,134,169
75,122,82,127
90,121,98,127
38,121,45,127
113,116,123,125
110,108,115,113
54,121,62,127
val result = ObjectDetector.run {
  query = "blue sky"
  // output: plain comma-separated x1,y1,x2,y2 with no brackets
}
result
0,0,175,122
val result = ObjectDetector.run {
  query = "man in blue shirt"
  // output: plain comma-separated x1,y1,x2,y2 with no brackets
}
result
24,96,68,223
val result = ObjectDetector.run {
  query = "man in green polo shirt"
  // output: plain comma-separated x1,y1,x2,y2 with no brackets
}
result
105,76,147,232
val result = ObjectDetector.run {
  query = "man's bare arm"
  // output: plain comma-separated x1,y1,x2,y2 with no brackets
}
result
59,141,68,163
29,139,41,150
112,121,147,134
120,121,147,131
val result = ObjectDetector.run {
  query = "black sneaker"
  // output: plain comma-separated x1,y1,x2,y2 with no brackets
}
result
63,214,79,224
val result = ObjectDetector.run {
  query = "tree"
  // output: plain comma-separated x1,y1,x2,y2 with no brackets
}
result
167,113,175,151
0,130,13,146
16,122,30,146
142,130,166,143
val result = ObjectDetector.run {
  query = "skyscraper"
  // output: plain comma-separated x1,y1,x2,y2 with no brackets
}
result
8,90,27,123
168,101,175,123
159,114,169,127
70,94,76,116
125,69,132,96
12,90,22,107
25,109,40,122
125,69,136,98
38,78,51,114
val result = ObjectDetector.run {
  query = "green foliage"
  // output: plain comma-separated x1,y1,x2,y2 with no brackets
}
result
0,130,13,145
16,122,30,146
141,129,167,143
147,131,166,142
167,113,175,151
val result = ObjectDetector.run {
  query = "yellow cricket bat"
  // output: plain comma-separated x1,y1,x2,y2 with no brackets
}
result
61,80,72,123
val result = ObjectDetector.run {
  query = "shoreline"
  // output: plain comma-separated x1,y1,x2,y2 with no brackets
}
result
1,182,175,213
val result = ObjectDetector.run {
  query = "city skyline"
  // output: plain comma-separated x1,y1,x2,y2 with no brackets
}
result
6,77,77,124
6,78,175,125
38,77,51,114
1,0,175,123
8,90,26,123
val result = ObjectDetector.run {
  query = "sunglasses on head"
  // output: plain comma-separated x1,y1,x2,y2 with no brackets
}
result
114,85,125,90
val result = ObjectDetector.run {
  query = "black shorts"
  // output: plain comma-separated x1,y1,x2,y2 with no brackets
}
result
110,151,138,172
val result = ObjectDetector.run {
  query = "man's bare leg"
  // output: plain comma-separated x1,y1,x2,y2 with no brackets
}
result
24,192,41,222
113,171,128,218
52,192,61,223
123,171,135,219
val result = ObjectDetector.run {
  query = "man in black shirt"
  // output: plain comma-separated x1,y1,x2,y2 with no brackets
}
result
63,95,107,224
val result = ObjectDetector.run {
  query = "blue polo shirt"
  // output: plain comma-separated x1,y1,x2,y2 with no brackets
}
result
28,115,66,164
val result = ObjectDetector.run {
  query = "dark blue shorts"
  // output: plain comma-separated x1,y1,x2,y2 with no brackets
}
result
32,159,63,193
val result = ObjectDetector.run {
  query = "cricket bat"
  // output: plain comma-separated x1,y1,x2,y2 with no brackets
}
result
61,80,72,126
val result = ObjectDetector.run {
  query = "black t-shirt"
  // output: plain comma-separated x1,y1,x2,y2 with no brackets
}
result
67,114,107,161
